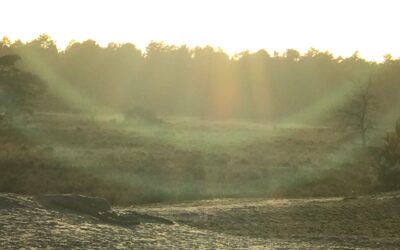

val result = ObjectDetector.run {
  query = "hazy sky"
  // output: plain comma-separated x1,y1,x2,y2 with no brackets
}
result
1,0,399,61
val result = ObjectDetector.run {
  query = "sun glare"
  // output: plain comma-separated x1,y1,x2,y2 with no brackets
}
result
1,0,400,61
2,1,400,248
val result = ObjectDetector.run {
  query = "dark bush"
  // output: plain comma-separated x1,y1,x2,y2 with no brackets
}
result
377,119,400,190
123,107,164,124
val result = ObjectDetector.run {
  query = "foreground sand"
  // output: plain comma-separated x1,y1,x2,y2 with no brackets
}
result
1,192,400,249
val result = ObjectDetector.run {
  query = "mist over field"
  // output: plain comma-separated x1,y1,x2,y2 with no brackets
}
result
2,35,399,125
1,35,399,202
1,0,400,248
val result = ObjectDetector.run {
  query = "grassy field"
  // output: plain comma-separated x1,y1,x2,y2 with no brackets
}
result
0,113,384,204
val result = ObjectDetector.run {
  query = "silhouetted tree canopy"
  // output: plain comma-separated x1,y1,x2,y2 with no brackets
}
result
0,54,21,66
0,54,46,118
1,34,400,125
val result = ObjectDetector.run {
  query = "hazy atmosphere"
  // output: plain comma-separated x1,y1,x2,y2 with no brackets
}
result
3,0,400,60
1,0,400,249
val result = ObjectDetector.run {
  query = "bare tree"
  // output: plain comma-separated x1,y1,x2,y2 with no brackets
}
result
337,77,378,147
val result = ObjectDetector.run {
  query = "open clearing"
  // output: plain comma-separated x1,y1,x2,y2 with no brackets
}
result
0,114,381,204
0,114,397,248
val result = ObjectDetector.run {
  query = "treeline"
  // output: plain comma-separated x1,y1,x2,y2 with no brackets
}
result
1,34,399,123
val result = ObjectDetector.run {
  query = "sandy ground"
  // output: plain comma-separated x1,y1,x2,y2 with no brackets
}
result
1,192,400,249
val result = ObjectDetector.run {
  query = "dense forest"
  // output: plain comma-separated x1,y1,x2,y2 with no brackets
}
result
1,34,399,125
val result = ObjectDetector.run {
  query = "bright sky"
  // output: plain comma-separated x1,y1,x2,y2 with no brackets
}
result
1,0,399,61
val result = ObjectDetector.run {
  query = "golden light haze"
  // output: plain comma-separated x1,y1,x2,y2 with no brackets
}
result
1,0,400,61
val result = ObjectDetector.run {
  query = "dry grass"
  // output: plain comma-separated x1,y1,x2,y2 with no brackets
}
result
0,113,386,204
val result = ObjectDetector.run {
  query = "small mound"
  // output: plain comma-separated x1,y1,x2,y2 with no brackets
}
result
35,194,173,226
36,194,112,215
